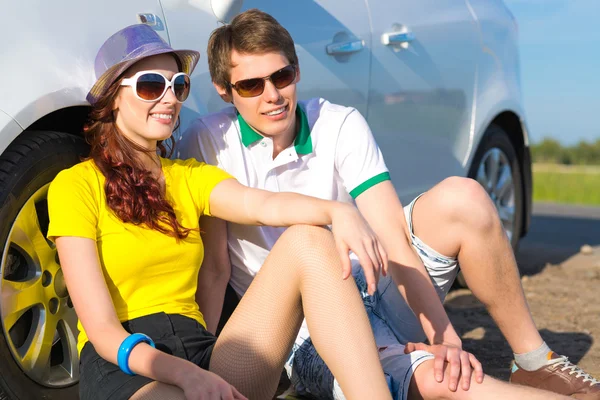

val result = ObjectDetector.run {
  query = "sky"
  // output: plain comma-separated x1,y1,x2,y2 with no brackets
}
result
503,0,600,145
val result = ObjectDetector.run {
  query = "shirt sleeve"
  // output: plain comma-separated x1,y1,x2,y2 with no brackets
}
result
47,166,99,242
334,108,390,199
182,158,234,217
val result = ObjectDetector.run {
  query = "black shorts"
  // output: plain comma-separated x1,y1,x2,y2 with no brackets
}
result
79,312,217,400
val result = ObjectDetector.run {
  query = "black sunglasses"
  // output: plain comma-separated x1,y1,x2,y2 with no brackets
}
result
228,65,297,98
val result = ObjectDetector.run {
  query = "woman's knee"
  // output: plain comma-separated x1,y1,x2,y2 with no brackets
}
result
274,225,340,274
278,225,335,254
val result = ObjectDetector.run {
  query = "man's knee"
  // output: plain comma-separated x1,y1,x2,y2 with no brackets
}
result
432,177,498,232
409,360,459,400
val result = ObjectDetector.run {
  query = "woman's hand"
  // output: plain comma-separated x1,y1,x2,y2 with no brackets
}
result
178,368,247,400
331,203,388,295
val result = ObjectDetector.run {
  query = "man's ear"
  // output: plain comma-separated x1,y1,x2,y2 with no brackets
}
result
213,82,233,103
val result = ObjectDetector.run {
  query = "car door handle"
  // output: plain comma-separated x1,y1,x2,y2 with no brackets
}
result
326,39,365,55
381,31,415,46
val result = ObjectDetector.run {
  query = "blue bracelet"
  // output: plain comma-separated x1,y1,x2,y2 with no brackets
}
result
117,333,156,376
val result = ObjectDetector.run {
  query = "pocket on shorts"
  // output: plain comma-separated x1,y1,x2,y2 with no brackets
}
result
80,343,108,382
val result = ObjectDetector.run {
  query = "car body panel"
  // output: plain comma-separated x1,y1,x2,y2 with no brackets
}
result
465,0,532,234
0,1,168,133
154,0,222,140
0,110,23,156
0,0,528,198
0,0,531,230
465,0,525,159
365,0,480,204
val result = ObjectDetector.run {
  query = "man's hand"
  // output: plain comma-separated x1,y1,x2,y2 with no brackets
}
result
404,342,484,391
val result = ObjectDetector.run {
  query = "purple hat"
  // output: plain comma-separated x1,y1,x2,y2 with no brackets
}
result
86,24,200,105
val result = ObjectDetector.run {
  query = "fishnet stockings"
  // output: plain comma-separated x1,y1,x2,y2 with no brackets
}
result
210,225,391,400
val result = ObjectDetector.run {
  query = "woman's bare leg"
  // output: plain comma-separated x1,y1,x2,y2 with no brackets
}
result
210,225,392,400
130,382,186,400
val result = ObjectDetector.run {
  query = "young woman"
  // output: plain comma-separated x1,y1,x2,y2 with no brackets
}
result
46,24,393,400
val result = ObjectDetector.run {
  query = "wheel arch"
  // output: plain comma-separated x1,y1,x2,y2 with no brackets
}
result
25,106,90,142
1,106,90,158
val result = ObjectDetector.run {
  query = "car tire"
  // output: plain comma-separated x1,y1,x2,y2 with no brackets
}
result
469,124,524,249
0,131,88,400
454,124,524,288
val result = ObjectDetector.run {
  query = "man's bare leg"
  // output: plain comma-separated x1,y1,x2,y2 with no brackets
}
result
409,177,600,397
411,176,542,354
408,359,571,400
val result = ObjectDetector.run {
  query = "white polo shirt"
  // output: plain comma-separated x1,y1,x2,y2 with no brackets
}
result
178,98,389,296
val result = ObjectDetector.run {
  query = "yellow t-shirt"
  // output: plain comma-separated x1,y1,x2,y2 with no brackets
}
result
47,157,233,353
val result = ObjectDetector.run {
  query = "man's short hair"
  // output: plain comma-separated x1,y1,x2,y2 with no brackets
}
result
207,9,299,92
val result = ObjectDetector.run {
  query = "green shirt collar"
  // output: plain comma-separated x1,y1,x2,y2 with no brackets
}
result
237,105,313,155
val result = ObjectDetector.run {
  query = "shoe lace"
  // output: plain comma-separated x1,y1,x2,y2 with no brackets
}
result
551,356,600,385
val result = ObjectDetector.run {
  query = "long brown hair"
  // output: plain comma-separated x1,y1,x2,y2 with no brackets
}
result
85,73,192,240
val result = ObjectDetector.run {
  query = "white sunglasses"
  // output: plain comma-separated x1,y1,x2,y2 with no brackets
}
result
120,71,191,102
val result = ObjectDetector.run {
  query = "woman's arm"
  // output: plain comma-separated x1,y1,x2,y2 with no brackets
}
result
208,179,341,227
55,237,231,392
208,179,387,295
197,216,232,334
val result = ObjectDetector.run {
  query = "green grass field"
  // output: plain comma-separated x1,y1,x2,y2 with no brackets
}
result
533,164,600,205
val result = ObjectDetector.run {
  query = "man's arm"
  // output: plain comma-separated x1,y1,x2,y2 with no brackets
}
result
332,104,482,389
355,180,461,346
197,216,231,335
331,106,455,339
356,181,486,390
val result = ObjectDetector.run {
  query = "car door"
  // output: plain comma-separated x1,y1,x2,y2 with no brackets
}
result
366,0,480,203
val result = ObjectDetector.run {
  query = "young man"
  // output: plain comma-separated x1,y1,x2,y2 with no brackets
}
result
179,9,599,400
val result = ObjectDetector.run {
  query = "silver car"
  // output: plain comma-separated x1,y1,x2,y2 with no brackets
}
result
0,1,531,398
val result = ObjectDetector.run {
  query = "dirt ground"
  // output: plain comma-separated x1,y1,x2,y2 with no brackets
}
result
446,244,600,380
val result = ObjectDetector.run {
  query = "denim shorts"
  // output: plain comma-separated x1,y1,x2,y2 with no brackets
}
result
79,312,216,400
282,195,460,400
